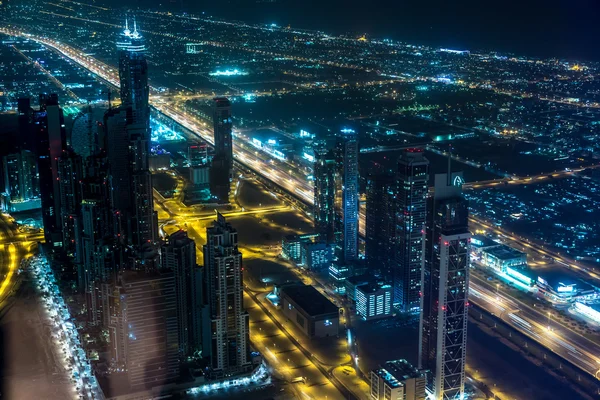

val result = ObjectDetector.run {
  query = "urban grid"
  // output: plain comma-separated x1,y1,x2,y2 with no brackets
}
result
0,1,599,400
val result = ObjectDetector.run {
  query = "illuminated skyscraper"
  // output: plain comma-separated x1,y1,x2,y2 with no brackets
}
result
420,172,470,400
313,144,337,244
335,130,359,262
394,149,429,312
107,20,156,247
203,212,251,377
210,97,233,203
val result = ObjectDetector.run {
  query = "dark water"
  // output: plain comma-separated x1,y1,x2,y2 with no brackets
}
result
117,0,600,61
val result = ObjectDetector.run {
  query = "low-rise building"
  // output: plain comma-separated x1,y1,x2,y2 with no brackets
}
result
356,283,392,321
301,241,333,270
480,244,527,272
280,284,339,338
281,233,320,265
370,359,426,400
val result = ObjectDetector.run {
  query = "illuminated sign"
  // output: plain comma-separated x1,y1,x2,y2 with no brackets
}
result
557,283,575,293
471,238,483,246
453,175,465,187
267,139,277,145
303,152,314,162
252,138,262,148
209,69,248,76
340,128,355,134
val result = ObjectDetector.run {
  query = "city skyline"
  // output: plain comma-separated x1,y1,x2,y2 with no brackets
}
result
0,3,599,400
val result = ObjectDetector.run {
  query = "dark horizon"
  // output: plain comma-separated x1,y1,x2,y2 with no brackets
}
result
112,0,600,61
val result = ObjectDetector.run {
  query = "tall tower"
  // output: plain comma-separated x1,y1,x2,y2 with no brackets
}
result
162,230,204,357
210,97,233,203
36,93,66,245
313,144,337,244
117,17,149,130
108,20,156,247
394,149,429,312
420,172,470,400
365,171,396,277
335,130,359,262
203,212,251,377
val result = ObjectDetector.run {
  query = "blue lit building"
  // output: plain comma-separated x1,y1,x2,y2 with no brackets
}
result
394,148,429,312
355,283,392,321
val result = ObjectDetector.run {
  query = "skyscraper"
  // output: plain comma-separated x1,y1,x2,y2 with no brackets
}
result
420,172,470,400
117,18,149,129
162,230,204,357
313,144,337,244
394,149,429,312
210,97,233,203
335,130,359,262
107,20,156,247
36,94,66,245
105,271,180,391
365,171,396,277
203,212,251,377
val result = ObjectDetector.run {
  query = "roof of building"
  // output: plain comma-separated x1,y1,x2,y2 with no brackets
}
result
280,284,339,317
471,234,500,249
357,282,392,294
482,244,526,260
373,359,423,388
346,274,372,286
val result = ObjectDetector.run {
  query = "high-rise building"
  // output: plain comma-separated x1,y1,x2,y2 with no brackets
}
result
36,94,66,245
2,149,34,203
162,230,204,357
210,97,233,203
365,172,396,277
335,130,359,262
105,271,180,391
203,212,251,377
107,21,156,247
313,144,337,244
394,149,429,312
57,151,83,259
420,172,470,400
117,18,149,129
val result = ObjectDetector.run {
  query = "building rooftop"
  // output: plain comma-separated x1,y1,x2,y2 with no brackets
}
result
374,359,423,388
357,282,391,294
471,234,499,249
482,244,526,260
280,284,339,317
346,274,372,286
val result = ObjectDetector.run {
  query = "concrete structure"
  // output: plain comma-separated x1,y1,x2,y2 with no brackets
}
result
356,283,393,321
420,172,470,400
203,212,251,377
394,148,429,312
280,284,339,338
370,359,426,400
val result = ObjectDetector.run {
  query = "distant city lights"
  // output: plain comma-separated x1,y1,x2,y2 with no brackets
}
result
209,69,248,77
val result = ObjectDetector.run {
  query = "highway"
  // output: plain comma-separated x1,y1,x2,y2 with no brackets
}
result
470,274,600,378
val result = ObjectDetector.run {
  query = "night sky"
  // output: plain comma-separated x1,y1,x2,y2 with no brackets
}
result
110,0,599,60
